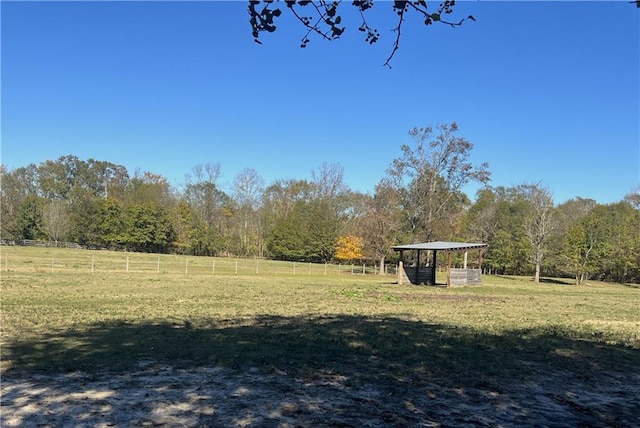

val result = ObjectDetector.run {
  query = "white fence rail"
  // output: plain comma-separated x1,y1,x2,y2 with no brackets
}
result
1,239,82,249
0,247,395,277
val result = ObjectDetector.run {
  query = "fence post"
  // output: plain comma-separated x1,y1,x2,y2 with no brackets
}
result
212,260,215,275
235,259,238,274
256,258,259,275
293,262,296,275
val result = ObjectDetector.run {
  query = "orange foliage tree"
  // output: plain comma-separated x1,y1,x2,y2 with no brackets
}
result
334,234,364,262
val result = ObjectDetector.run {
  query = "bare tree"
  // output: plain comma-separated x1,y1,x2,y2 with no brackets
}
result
186,163,221,188
232,168,265,256
184,163,223,223
625,184,640,209
388,122,491,241
361,179,403,274
183,163,231,255
311,162,347,200
42,200,70,245
522,183,555,283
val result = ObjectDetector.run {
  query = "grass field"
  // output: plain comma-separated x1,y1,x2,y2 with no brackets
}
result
2,246,639,425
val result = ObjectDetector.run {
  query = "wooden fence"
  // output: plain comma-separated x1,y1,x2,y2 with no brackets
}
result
400,266,434,285
0,246,396,277
450,268,482,286
1,239,81,249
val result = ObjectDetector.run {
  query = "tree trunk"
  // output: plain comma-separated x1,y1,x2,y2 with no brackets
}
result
534,262,541,283
378,255,385,275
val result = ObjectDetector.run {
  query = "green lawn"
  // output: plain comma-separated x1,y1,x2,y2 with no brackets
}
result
2,246,638,390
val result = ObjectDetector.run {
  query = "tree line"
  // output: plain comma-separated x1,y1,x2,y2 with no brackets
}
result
2,123,639,284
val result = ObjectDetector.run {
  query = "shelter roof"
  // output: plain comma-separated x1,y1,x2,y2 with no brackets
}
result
392,241,488,252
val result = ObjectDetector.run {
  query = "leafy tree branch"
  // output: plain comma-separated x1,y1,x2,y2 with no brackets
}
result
248,0,476,67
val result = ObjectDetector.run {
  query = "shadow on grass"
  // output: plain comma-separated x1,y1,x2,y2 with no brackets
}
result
492,275,575,285
5,314,639,384
539,277,574,285
3,315,639,426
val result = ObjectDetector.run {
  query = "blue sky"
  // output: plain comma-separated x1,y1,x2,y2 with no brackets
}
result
1,1,638,204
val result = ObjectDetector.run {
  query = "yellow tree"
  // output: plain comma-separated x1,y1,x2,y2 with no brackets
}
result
334,234,364,262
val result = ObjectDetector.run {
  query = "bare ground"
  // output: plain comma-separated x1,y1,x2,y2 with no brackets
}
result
2,363,639,427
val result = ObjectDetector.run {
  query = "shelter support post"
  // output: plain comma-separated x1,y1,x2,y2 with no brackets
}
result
447,252,452,288
416,250,421,285
432,251,437,285
398,260,404,285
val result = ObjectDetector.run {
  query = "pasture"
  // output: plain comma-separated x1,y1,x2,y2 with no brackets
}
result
1,246,639,426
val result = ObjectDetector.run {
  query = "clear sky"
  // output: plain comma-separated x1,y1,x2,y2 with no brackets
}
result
1,1,638,205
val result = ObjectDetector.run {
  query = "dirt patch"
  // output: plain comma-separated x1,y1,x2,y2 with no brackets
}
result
2,364,638,427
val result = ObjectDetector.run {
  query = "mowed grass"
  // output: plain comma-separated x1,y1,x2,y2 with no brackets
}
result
1,246,639,391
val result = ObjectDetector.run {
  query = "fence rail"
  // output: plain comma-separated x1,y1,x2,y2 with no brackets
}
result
0,246,396,277
1,239,82,249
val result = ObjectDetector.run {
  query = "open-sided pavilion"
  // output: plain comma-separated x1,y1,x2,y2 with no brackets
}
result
392,241,488,287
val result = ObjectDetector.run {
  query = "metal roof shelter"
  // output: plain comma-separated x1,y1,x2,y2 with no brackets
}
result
392,241,488,287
